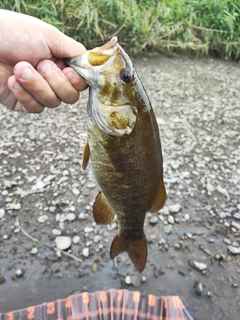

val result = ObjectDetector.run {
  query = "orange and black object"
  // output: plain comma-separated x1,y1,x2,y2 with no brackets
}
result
0,289,194,320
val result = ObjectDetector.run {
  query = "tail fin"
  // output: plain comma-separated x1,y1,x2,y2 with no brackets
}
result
110,234,147,273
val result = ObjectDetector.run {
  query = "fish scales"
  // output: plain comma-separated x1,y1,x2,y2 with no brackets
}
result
65,37,167,272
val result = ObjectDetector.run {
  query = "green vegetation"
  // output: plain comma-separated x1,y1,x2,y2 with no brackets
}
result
1,0,240,60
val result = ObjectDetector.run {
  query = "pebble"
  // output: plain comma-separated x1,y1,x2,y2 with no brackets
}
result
84,227,93,233
37,215,48,223
65,213,76,221
219,212,227,219
0,209,5,219
160,206,169,215
125,275,131,285
7,203,21,210
231,221,240,230
223,238,231,245
188,260,207,272
52,229,62,236
72,235,80,244
0,276,6,285
55,236,72,250
168,215,175,224
169,204,181,213
227,246,240,255
72,188,80,196
149,216,158,225
193,280,203,296
12,268,25,280
79,212,87,220
94,235,102,243
233,212,240,220
164,226,172,234
82,247,89,257
31,247,38,255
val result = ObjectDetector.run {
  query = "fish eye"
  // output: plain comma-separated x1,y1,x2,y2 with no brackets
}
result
120,69,131,83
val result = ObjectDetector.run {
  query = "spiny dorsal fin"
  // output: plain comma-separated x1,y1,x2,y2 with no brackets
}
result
93,191,115,224
110,234,147,273
81,141,90,172
150,179,167,213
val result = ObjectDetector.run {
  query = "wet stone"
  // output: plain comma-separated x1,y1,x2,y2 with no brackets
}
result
193,280,203,296
31,247,38,255
72,235,80,244
168,215,175,224
227,246,240,255
150,216,158,225
188,260,207,272
82,247,89,257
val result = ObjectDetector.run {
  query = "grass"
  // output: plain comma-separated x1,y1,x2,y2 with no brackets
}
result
1,0,240,60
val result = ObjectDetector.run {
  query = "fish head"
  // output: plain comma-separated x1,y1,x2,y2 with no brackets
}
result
65,37,138,136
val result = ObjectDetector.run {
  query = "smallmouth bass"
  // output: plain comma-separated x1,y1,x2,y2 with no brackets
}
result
65,37,167,272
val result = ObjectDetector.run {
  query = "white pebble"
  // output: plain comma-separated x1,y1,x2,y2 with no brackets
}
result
31,247,38,255
0,209,5,219
65,213,76,221
168,215,175,224
55,236,72,250
84,226,93,233
125,275,131,285
72,188,80,196
169,204,181,213
37,215,48,223
3,235,8,239
82,247,89,257
72,235,80,244
52,229,62,236
94,235,102,243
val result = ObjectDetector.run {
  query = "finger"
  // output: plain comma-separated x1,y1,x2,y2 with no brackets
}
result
37,60,82,104
8,76,45,113
62,67,88,91
13,61,61,108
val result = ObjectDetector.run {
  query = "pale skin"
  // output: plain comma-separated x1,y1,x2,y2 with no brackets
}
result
0,9,88,113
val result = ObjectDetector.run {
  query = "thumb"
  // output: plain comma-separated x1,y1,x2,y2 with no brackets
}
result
45,25,87,58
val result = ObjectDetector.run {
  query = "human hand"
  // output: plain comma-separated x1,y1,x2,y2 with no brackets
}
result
0,9,88,113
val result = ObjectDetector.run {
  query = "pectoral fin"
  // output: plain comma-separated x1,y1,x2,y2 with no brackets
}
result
93,191,115,224
110,234,147,273
81,141,90,172
150,180,167,212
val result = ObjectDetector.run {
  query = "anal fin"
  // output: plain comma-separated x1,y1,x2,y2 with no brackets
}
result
93,191,115,224
81,141,90,172
110,234,147,273
150,179,167,212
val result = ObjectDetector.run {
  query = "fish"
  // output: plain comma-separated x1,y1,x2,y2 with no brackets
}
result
65,37,167,272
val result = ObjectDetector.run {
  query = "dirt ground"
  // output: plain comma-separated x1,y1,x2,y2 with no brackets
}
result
0,53,239,320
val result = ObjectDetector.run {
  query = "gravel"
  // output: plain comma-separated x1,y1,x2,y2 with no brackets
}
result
0,54,239,319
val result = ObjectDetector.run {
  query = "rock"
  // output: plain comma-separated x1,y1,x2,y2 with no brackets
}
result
55,236,72,250
91,262,98,272
125,275,131,285
31,247,38,255
233,212,240,220
223,238,231,245
0,209,5,219
164,226,172,234
188,260,207,272
52,229,62,236
84,227,93,233
160,206,169,215
219,212,227,219
6,203,21,210
169,204,181,213
12,268,25,280
149,216,158,225
65,213,76,221
37,215,48,223
227,246,240,255
72,235,80,244
231,221,240,230
168,215,175,224
0,276,6,285
94,235,102,243
193,281,203,296
72,188,80,196
82,247,89,257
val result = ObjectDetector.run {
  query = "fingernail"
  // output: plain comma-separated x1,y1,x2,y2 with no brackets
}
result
40,62,53,74
65,71,77,83
21,68,32,80
13,82,23,91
